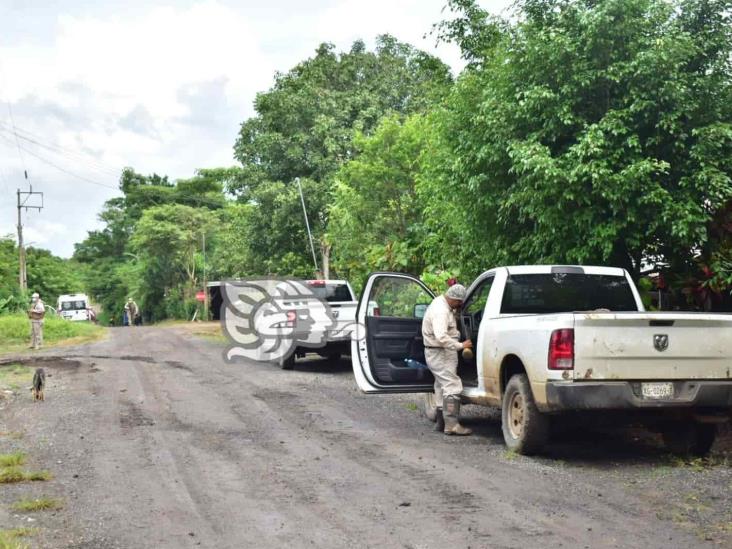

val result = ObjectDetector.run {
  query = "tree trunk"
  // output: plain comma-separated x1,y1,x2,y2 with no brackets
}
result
321,242,331,280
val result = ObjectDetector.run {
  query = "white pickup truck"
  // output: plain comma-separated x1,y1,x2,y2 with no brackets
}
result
351,266,732,455
280,279,358,370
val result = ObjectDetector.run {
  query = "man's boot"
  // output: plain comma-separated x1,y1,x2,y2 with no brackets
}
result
435,407,445,432
443,395,471,436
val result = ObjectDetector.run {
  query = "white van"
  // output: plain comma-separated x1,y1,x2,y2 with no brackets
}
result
57,293,91,321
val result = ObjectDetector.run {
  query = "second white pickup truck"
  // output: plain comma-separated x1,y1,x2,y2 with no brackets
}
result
280,279,358,370
351,266,732,455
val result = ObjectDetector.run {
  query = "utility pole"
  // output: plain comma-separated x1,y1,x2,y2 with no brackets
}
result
202,232,208,321
17,182,43,292
295,177,320,277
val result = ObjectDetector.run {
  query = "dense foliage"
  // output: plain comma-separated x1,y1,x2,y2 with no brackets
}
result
231,35,453,276
422,0,732,282
0,313,104,353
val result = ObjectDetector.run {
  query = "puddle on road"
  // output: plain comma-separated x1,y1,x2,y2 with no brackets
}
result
0,356,82,370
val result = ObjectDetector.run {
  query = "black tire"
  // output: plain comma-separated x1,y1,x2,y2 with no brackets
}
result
280,353,296,370
501,374,550,455
662,422,717,457
422,393,438,422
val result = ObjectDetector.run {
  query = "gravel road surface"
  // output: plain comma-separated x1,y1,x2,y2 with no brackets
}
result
1,325,730,548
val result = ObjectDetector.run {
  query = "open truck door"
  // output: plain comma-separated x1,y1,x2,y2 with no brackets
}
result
351,273,436,393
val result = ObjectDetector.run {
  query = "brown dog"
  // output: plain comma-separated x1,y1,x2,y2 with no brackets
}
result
31,368,45,401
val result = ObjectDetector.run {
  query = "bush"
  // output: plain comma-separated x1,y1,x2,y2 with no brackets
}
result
0,314,104,351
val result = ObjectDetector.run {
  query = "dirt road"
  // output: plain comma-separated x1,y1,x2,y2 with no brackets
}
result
1,326,730,548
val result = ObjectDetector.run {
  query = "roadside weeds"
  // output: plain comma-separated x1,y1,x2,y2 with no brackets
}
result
11,498,63,513
0,528,36,549
0,315,107,357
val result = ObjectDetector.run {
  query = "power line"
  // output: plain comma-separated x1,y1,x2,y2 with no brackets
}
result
0,122,121,179
0,133,229,210
6,103,30,185
3,136,118,190
0,126,234,211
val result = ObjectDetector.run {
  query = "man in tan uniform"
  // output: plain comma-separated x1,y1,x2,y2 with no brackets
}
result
28,292,46,350
422,284,473,436
124,298,139,326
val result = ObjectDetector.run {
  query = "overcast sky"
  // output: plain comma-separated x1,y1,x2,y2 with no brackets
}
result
0,0,510,258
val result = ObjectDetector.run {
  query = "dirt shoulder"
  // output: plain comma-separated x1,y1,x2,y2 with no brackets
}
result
0,326,729,548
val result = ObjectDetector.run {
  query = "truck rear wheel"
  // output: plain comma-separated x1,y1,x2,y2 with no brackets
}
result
502,374,550,455
280,353,296,370
662,422,717,457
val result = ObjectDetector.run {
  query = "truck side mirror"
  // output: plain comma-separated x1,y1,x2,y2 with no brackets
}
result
413,303,428,319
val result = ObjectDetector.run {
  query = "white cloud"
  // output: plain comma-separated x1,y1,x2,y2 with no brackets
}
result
0,218,68,247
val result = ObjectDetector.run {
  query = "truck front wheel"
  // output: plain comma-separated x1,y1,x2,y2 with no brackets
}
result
662,421,717,457
502,374,550,455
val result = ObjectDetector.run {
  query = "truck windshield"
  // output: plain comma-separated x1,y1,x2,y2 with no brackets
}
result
306,283,353,303
61,300,86,311
501,274,638,314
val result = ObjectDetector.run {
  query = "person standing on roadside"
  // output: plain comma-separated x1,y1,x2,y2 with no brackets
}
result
124,298,139,327
422,284,473,436
27,292,46,350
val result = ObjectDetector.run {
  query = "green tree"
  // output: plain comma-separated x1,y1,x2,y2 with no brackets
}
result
130,204,218,320
328,114,433,286
0,237,86,313
75,167,232,322
232,35,453,275
424,0,732,279
208,203,256,280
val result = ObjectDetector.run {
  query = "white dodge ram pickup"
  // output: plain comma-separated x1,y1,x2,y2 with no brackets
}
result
351,266,732,455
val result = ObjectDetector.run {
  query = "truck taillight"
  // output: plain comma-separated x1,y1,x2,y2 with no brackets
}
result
286,310,297,328
548,328,574,370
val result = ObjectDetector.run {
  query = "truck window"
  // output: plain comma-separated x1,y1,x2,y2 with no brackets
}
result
306,283,353,303
368,277,432,318
500,273,638,314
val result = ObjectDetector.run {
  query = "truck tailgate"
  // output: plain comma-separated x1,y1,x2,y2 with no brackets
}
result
573,313,732,380
326,302,357,341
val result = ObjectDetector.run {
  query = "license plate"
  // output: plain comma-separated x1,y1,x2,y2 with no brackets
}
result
641,382,674,399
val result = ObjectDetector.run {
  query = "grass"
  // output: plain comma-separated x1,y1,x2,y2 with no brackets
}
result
173,321,227,342
0,365,33,392
0,528,36,549
0,466,52,484
23,470,52,481
0,313,106,356
193,329,226,343
404,402,418,412
11,497,62,512
0,452,26,467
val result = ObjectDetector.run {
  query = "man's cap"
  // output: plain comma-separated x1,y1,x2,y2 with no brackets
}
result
31,292,40,298
445,284,467,301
